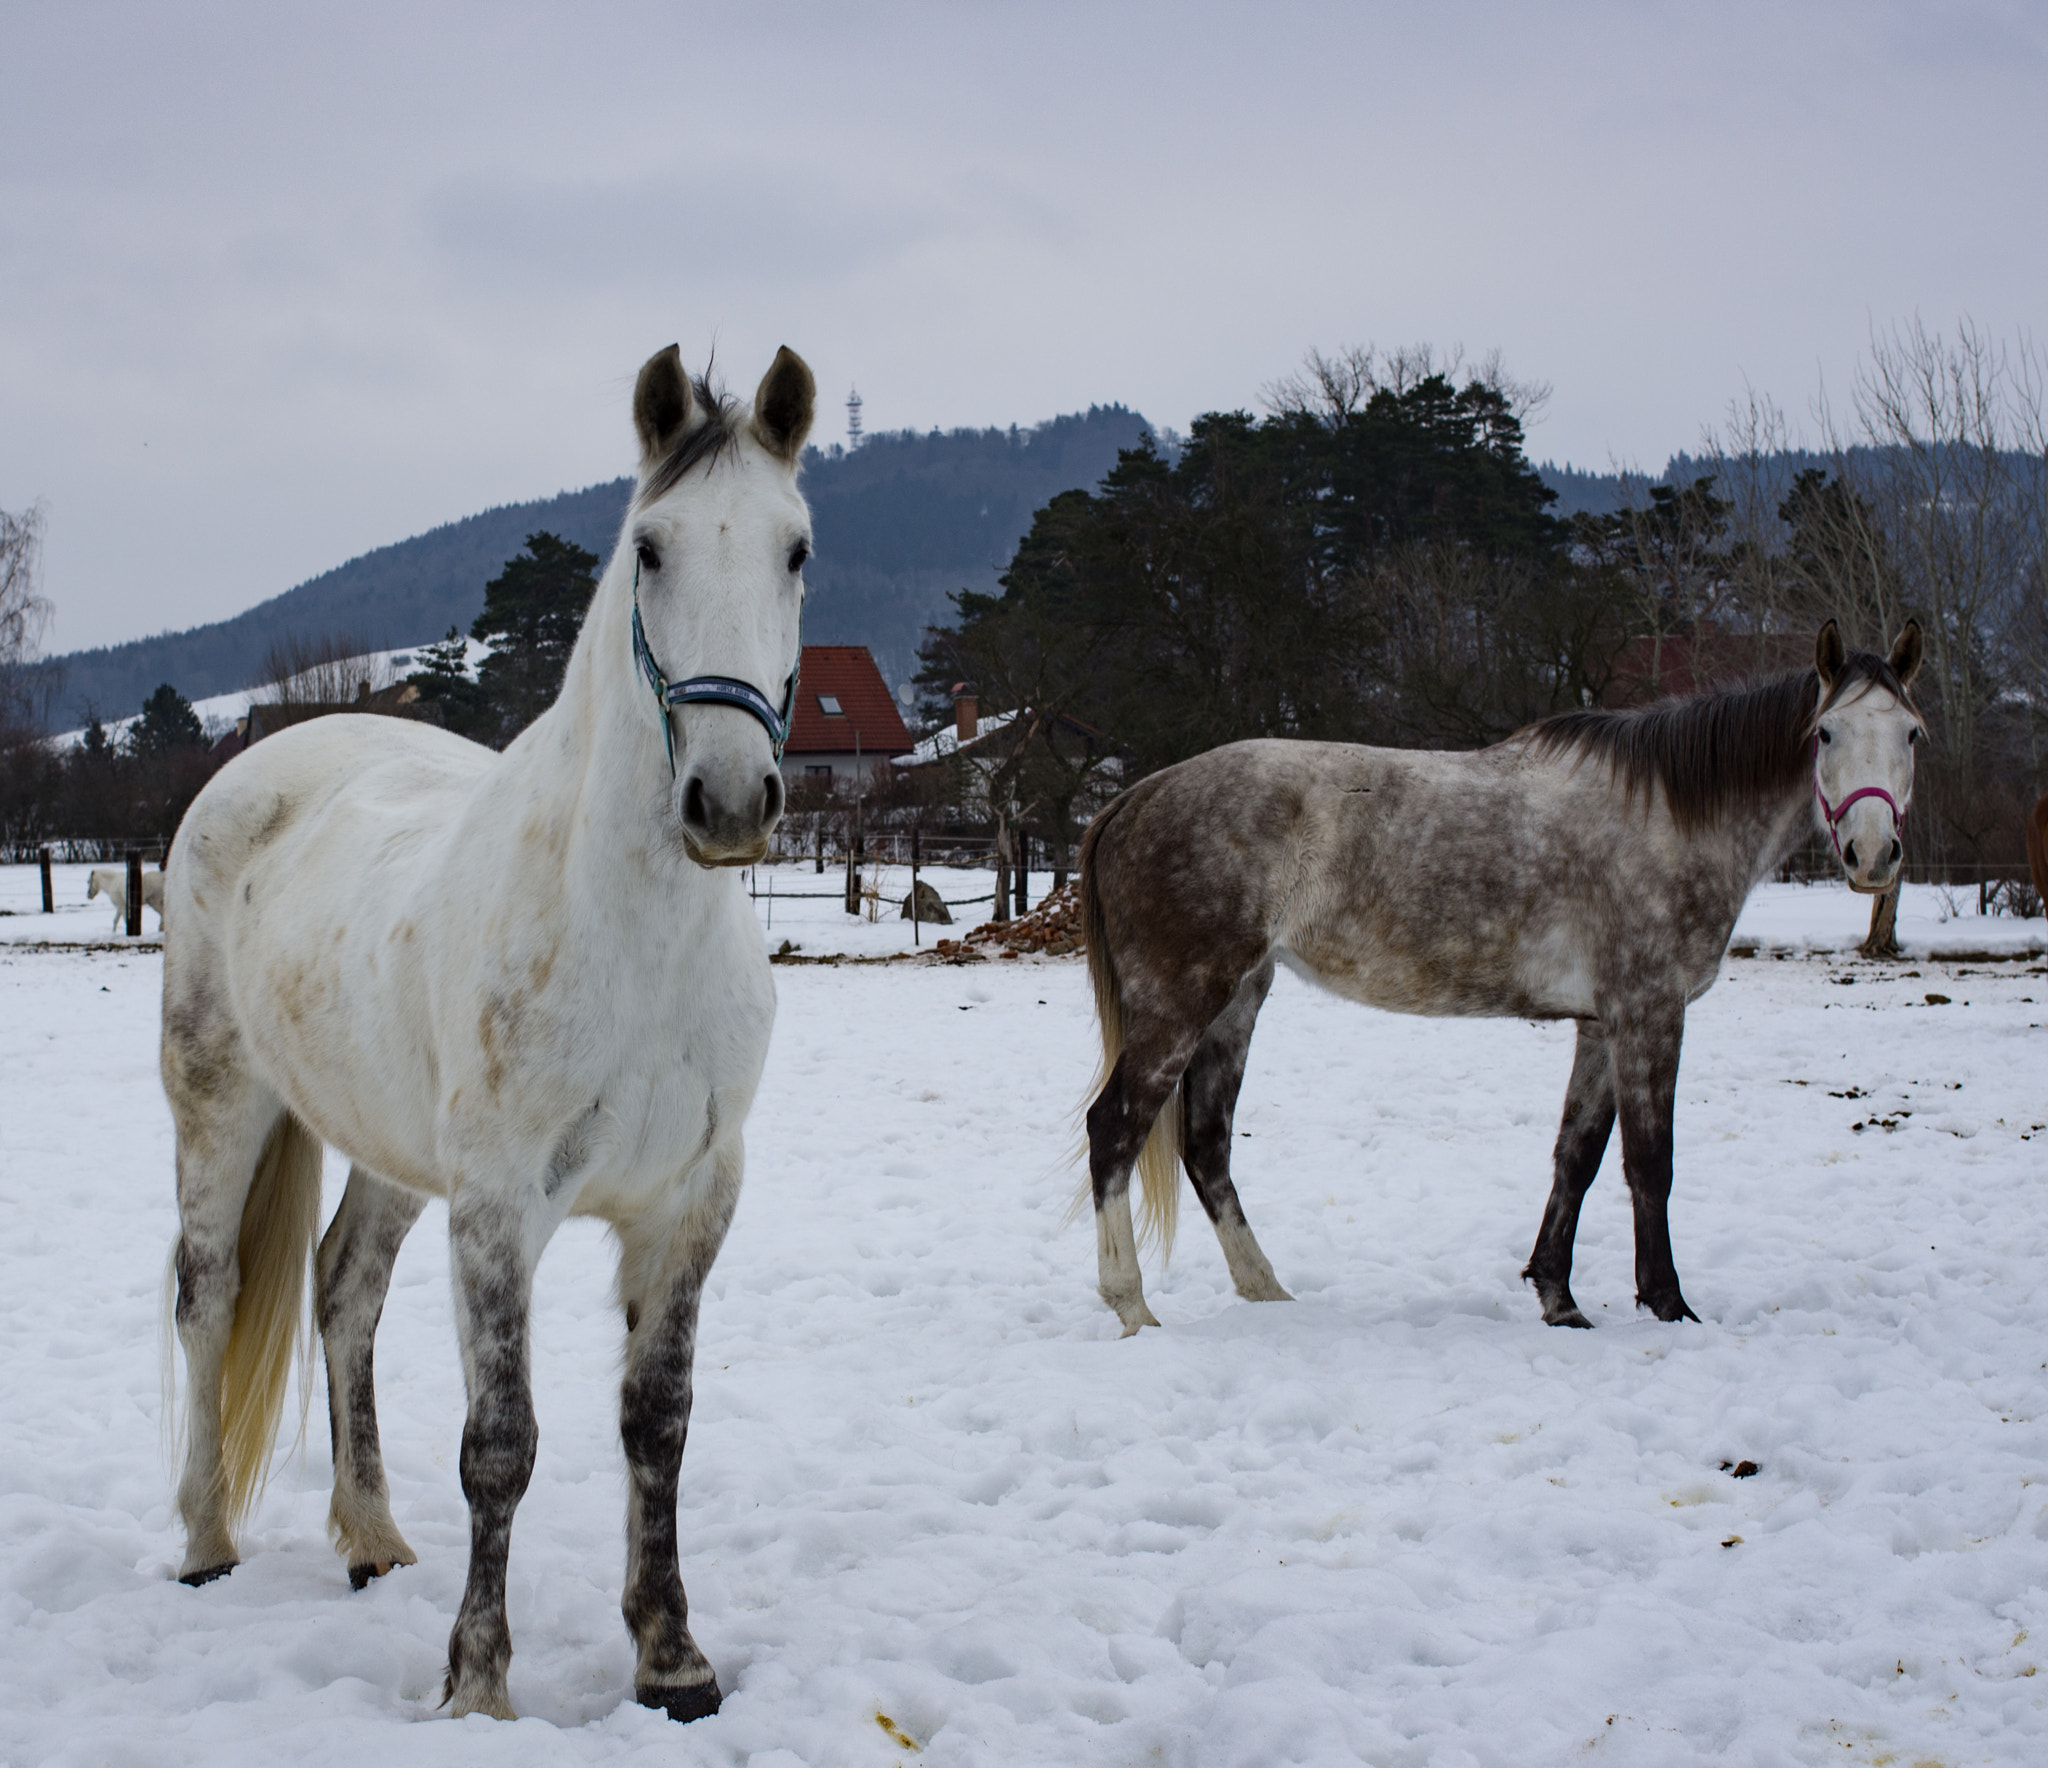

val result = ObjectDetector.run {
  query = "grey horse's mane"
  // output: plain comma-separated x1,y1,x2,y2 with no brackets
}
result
636,365,743,507
1517,651,1914,832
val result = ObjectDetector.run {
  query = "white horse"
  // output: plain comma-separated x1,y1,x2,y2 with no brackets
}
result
88,864,165,932
163,343,814,1723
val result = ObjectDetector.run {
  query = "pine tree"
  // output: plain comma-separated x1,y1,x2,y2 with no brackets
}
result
128,683,204,757
467,533,599,745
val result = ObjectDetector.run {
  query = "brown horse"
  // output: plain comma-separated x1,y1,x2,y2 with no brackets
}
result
1077,622,1926,1334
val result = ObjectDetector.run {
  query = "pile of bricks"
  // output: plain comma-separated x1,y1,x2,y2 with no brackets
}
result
931,882,1084,961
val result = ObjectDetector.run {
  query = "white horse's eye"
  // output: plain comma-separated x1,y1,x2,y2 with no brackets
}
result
635,541,661,575
1818,727,1832,745
788,541,810,574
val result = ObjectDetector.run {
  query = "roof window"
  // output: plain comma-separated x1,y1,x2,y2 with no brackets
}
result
817,694,844,716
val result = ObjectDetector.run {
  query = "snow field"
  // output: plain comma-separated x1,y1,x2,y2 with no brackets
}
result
0,936,2045,1765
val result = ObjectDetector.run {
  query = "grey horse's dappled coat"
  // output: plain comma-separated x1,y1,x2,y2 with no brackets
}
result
1078,622,1926,1335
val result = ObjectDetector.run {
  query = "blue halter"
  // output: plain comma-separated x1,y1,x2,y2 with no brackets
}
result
630,560,798,778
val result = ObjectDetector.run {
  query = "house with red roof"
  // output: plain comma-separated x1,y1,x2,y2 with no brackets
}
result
780,645,913,784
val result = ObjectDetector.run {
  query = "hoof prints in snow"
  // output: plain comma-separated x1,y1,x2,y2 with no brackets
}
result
1,946,2046,1763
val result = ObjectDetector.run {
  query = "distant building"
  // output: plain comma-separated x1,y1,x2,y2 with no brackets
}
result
1604,628,1811,706
780,645,911,784
215,679,423,758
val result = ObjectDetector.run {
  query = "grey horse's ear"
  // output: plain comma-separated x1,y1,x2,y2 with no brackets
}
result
1814,619,1845,689
1887,619,1924,690
751,346,815,464
633,345,695,467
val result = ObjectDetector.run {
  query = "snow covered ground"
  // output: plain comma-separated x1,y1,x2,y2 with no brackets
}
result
1,889,2045,1765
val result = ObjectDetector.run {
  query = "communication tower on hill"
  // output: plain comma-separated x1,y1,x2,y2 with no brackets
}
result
846,386,863,450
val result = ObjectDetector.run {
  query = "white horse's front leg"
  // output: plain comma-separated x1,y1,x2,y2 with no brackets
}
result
614,1145,744,1722
442,1187,544,1722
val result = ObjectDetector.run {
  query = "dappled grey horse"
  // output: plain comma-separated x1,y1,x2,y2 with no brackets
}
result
1078,621,1926,1334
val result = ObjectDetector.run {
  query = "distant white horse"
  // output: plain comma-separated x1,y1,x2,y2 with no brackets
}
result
163,344,815,1724
87,864,165,933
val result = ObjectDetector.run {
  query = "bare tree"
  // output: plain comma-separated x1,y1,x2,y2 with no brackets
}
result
1,502,57,731
258,631,385,707
1705,319,2048,899
1,501,51,667
1834,319,2048,868
1264,343,1551,427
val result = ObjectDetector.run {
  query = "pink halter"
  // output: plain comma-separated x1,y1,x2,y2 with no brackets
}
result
1813,738,1905,861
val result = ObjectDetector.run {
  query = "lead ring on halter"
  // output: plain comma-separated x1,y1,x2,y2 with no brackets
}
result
631,559,799,779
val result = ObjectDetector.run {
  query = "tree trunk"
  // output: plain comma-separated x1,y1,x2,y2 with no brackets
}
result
990,817,1011,923
1860,881,1902,959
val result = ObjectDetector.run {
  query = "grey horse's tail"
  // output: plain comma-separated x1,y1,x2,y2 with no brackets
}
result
1077,791,1182,1259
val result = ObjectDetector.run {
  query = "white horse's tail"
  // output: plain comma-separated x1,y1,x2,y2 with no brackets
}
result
212,1113,323,1529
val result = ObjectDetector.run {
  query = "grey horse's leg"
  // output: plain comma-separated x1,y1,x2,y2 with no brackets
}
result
1179,960,1290,1302
441,1191,542,1721
316,1165,427,1588
1522,1020,1616,1327
1087,975,1247,1335
1609,1001,1698,1323
614,1147,744,1722
1088,1054,1194,1335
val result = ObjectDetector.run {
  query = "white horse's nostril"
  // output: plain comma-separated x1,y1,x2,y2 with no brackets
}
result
1843,839,1859,870
1889,838,1902,865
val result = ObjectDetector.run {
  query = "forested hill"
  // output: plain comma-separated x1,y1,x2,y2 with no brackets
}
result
44,404,1154,727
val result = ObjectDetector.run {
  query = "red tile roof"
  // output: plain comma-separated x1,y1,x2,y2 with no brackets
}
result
786,645,913,755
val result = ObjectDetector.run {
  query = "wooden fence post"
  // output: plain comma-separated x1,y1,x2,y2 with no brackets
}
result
911,825,921,948
126,849,143,938
40,847,54,914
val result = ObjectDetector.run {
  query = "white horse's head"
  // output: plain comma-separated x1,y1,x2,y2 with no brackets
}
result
627,344,814,867
1812,618,1926,895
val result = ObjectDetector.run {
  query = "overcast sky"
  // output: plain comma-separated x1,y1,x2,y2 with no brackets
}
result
5,0,2044,653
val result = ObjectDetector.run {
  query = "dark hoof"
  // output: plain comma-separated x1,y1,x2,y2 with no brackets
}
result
348,1560,404,1591
1639,1292,1701,1324
179,1562,236,1587
636,1679,722,1723
1528,1277,1592,1328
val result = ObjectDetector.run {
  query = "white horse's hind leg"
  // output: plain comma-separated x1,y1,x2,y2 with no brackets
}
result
316,1166,426,1588
614,1146,744,1722
166,1082,289,1583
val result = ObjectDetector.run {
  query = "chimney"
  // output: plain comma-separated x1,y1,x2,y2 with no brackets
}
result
953,686,978,743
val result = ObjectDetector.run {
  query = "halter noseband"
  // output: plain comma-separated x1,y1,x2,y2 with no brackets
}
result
631,560,798,779
1813,736,1905,861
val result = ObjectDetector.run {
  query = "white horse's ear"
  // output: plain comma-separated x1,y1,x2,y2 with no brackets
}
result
633,345,696,467
750,346,815,464
1814,619,1845,689
1887,619,1924,690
